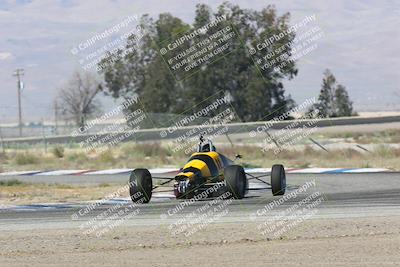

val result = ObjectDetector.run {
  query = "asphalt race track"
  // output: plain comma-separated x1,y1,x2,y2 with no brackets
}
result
1,173,400,231
0,173,400,230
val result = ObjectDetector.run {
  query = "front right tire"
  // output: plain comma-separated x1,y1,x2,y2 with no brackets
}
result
224,165,247,199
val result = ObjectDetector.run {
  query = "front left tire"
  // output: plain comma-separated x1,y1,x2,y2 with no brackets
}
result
271,164,286,196
129,168,152,203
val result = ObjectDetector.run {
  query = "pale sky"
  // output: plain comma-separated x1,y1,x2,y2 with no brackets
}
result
0,0,399,122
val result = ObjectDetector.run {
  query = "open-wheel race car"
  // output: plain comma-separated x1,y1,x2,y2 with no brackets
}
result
129,135,286,203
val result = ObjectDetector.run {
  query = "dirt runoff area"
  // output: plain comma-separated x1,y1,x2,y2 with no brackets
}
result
1,216,400,266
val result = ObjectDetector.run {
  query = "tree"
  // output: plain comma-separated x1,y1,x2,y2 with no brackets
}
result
58,72,102,128
311,69,354,117
335,84,353,117
183,3,297,121
99,2,298,123
314,69,336,117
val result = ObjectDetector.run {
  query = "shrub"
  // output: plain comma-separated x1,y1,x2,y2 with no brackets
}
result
0,152,7,161
15,152,39,165
120,143,136,155
374,145,395,158
341,148,362,159
134,142,169,157
0,179,24,186
66,152,88,162
98,150,115,163
51,146,65,158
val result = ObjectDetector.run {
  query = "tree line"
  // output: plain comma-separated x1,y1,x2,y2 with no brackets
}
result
57,2,355,128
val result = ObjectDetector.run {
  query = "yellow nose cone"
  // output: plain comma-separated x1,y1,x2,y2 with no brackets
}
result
182,159,211,177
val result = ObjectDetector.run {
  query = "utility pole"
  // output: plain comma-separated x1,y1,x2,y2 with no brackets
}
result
0,125,5,154
54,99,59,135
13,68,24,137
41,118,47,153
